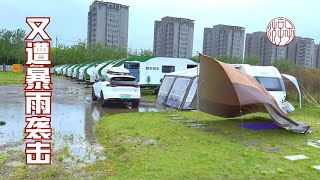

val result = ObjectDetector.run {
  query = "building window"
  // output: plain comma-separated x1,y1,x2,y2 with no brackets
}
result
162,66,175,73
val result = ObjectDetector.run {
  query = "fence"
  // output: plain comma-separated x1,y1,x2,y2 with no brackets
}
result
0,65,26,72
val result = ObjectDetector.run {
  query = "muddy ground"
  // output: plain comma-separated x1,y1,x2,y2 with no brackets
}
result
0,77,169,178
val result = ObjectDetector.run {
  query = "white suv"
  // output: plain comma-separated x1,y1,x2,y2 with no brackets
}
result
92,73,141,107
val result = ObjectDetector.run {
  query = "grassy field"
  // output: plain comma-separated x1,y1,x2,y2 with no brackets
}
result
141,95,157,102
0,72,25,85
87,105,320,179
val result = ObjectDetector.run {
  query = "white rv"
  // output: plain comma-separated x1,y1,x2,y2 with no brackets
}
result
90,59,124,84
54,65,68,75
91,57,197,87
231,64,299,113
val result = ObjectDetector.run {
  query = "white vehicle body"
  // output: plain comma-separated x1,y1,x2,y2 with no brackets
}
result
72,65,83,78
118,57,197,86
106,67,130,75
78,65,88,81
50,67,55,74
55,65,68,75
231,64,290,112
92,73,141,107
62,65,70,75
99,60,126,79
78,63,96,81
90,60,121,83
67,64,78,77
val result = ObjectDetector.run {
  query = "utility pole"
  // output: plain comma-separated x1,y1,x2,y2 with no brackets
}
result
55,36,58,65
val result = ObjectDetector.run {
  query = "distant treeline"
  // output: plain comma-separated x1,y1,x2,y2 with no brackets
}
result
0,28,155,66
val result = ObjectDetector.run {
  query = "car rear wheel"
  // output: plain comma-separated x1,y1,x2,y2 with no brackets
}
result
132,100,139,108
92,88,97,101
100,91,108,107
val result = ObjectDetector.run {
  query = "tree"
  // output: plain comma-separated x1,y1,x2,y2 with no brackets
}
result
244,55,260,65
272,58,300,73
0,29,26,65
147,76,151,84
218,55,243,64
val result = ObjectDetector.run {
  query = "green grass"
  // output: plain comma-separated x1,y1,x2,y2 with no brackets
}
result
0,72,25,85
89,105,320,179
141,95,156,102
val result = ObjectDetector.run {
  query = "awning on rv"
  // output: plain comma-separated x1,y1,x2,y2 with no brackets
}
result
190,54,310,134
282,74,302,109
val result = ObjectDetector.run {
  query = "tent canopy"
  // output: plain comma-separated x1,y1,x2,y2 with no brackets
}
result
189,54,309,134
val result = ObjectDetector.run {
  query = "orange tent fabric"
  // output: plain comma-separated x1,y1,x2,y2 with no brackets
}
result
191,54,310,134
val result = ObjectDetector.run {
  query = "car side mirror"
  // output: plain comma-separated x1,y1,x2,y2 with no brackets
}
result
95,79,98,82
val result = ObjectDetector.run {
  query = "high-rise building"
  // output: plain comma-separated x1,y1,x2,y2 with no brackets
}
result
286,37,300,64
203,24,245,59
87,0,129,49
245,32,287,65
153,16,194,58
287,37,316,68
314,44,319,68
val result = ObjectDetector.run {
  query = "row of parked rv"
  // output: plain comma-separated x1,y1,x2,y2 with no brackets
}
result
51,56,198,107
51,56,198,87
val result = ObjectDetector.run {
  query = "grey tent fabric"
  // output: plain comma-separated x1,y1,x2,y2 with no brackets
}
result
156,67,199,109
157,76,175,104
166,78,191,108
182,77,198,109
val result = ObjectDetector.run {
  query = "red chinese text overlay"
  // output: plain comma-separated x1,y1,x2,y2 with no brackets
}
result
24,17,52,165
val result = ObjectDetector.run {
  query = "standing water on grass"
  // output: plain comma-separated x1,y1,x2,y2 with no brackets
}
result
0,77,170,167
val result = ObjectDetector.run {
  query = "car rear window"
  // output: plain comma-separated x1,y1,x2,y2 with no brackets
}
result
111,77,138,85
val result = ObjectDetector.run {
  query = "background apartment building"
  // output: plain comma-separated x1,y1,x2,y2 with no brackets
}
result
87,0,129,49
245,32,287,65
203,24,245,58
287,37,317,68
316,44,320,68
153,16,194,58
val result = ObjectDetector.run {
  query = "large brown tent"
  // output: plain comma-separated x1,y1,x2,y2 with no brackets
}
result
190,54,310,134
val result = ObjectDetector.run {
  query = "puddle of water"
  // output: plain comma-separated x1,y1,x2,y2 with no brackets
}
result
0,99,170,165
242,141,263,147
265,148,282,153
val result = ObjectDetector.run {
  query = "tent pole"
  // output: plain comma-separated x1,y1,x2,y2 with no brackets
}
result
197,53,200,127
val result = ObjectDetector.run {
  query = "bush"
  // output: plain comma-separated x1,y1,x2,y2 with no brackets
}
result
141,89,156,95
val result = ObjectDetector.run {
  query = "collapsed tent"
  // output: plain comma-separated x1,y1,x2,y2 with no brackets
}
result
189,54,309,134
157,68,198,110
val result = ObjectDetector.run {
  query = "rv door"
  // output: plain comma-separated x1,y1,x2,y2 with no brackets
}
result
124,62,140,82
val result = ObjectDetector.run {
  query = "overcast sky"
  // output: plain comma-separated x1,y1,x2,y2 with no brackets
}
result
1,0,319,55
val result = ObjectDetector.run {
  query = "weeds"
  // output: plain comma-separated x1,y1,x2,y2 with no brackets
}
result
0,154,7,164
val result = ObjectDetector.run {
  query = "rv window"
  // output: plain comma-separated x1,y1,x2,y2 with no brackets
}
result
124,62,140,69
187,64,197,69
162,66,175,73
254,77,284,91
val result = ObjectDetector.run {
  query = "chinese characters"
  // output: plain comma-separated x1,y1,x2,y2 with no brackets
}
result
24,17,52,165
